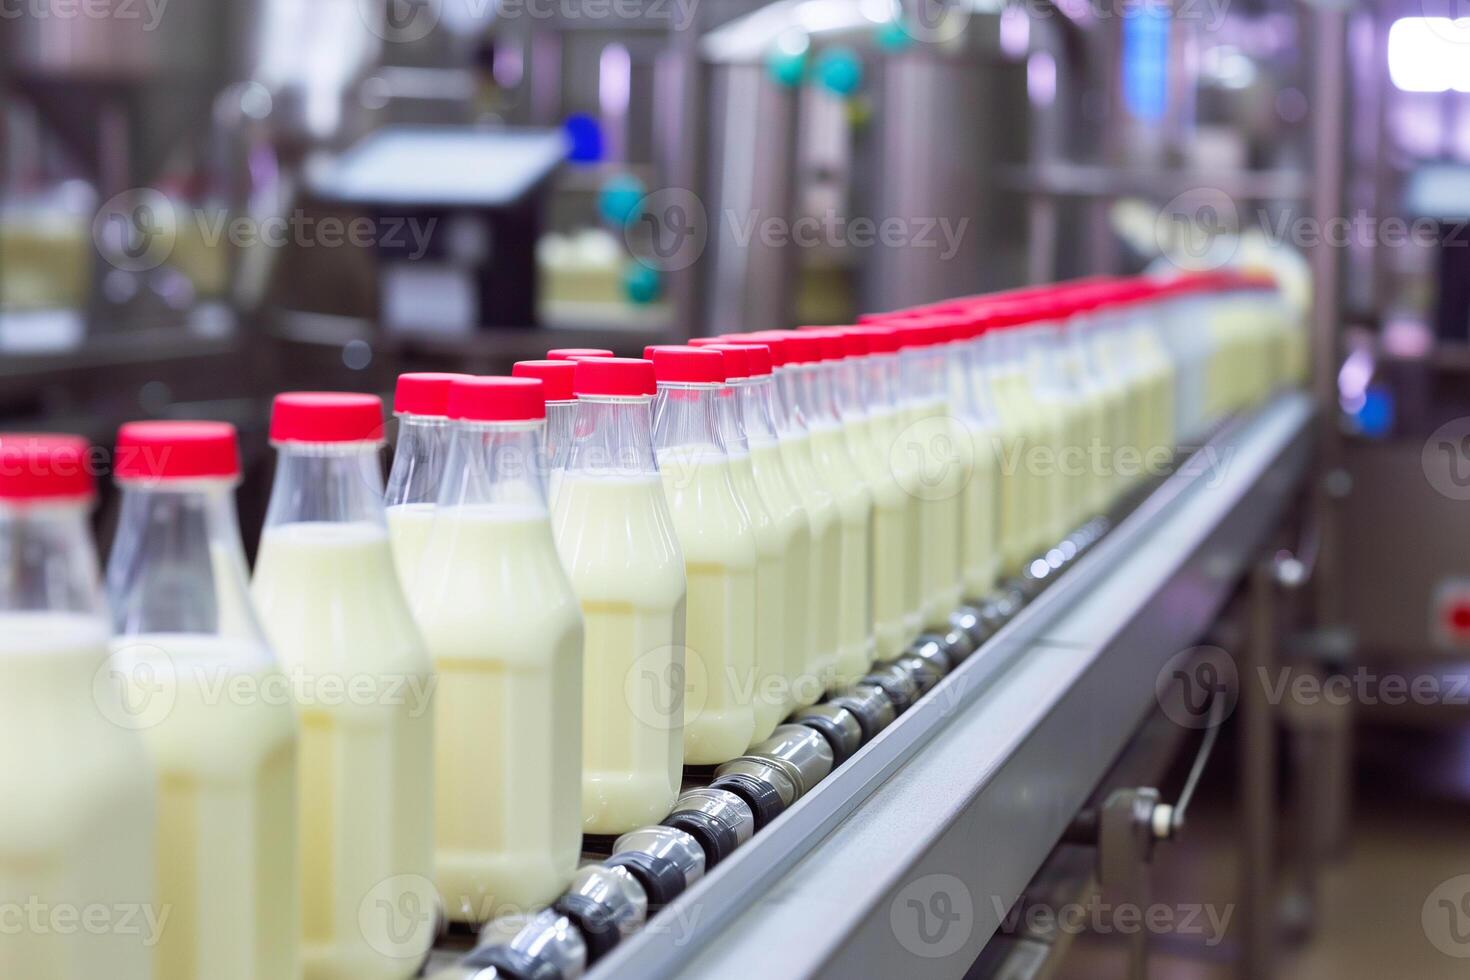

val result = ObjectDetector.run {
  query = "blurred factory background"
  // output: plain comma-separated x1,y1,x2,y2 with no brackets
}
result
4,0,1470,977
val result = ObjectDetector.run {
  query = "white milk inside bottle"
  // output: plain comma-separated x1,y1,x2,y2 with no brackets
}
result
551,358,687,834
830,327,911,658
979,315,1043,571
896,322,964,626
792,331,874,686
692,343,792,743
386,373,472,595
250,396,436,976
648,346,759,764
951,322,1002,599
851,325,925,654
710,340,819,714
106,421,300,980
1,435,156,980
513,359,579,507
405,377,583,921
747,332,843,702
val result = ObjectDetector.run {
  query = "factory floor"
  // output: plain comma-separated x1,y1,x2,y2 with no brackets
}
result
1054,724,1470,980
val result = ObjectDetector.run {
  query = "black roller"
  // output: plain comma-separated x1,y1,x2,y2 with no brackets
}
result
552,893,620,964
663,808,740,869
604,851,686,910
709,772,785,830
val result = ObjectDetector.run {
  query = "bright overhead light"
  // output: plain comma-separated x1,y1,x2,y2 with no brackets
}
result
1387,17,1470,93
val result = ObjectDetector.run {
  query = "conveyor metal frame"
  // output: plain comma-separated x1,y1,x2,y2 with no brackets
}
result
590,391,1315,980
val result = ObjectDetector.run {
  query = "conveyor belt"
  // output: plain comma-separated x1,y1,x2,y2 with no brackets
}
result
587,391,1314,980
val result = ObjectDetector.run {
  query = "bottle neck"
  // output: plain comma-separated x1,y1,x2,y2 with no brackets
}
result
386,413,451,509
566,396,659,477
900,348,940,405
712,383,750,457
265,443,387,530
545,401,578,473
106,481,265,642
792,364,838,432
653,382,725,458
772,368,809,438
0,501,104,619
732,377,778,447
831,358,867,421
439,421,548,514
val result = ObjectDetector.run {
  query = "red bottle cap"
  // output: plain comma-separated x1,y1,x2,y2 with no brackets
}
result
797,328,848,362
270,393,385,445
0,434,95,503
854,325,903,354
573,357,658,397
758,331,822,365
547,348,615,361
115,421,240,483
394,373,475,417
447,377,546,422
645,345,727,384
512,360,577,402
833,327,872,356
729,332,795,367
690,342,748,378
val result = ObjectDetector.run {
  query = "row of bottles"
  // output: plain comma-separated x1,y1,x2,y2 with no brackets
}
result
0,270,1300,979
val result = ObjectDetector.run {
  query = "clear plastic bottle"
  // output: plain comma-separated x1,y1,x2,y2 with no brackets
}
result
106,421,300,980
743,331,842,703
830,326,913,658
972,310,1039,574
851,324,925,650
512,360,578,506
250,395,435,976
647,346,759,764
894,321,965,626
791,330,874,686
702,339,819,714
949,319,1003,599
2,435,156,980
551,358,687,833
409,377,584,921
386,373,472,594
687,343,792,743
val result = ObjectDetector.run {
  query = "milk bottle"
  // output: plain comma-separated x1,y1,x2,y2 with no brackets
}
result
386,372,472,593
789,330,874,686
407,377,584,921
972,312,1040,573
856,325,926,643
551,357,687,833
699,340,819,714
686,343,793,743
826,327,914,658
949,321,1003,598
1,435,156,980
251,395,435,976
742,331,843,702
107,421,300,980
895,321,965,626
646,346,759,764
512,359,578,505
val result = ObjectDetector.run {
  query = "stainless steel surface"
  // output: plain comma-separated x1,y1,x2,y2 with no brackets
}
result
827,683,897,742
791,704,864,763
611,826,706,893
712,757,801,808
562,865,649,940
668,788,756,850
587,391,1314,980
743,724,836,797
